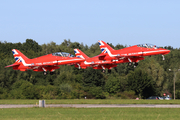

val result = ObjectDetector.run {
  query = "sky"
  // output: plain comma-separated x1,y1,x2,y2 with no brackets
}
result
0,0,180,48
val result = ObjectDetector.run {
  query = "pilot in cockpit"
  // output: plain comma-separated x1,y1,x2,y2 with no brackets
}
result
153,45,157,49
145,44,148,48
52,52,75,57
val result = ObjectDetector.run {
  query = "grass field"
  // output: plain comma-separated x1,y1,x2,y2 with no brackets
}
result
1,99,180,120
0,99,180,104
0,107,180,120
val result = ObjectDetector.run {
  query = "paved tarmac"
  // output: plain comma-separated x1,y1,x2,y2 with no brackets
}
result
1,104,180,108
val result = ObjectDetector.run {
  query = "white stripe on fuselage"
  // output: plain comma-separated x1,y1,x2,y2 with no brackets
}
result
18,56,83,66
76,55,85,59
143,50,168,54
57,59,83,63
104,48,167,57
84,61,93,65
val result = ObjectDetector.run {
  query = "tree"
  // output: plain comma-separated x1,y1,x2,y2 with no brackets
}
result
0,39,179,99
105,75,121,94
127,68,154,98
22,39,42,53
82,68,105,88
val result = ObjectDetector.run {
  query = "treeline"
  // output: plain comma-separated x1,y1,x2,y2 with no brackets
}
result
0,39,180,99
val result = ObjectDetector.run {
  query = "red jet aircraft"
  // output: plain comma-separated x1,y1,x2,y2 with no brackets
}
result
5,49,84,75
74,49,121,72
98,40,170,68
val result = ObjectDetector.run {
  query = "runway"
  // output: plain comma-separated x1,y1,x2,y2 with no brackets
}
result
1,104,180,108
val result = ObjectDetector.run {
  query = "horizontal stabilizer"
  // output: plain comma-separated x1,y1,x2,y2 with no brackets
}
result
5,63,20,68
98,54,106,60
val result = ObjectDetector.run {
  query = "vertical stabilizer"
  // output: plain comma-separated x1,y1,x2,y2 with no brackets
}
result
12,49,29,63
5,49,29,68
74,49,89,59
98,40,115,53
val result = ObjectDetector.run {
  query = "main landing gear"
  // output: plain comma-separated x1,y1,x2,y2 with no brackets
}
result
134,62,138,68
43,71,55,75
128,62,132,66
42,67,55,75
43,71,47,75
50,72,54,75
102,69,111,73
128,62,138,68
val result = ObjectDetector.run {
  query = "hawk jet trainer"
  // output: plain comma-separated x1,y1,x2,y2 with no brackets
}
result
74,49,120,72
98,40,170,69
5,49,84,75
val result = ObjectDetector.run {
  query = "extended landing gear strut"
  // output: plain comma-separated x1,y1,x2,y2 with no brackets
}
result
162,55,165,60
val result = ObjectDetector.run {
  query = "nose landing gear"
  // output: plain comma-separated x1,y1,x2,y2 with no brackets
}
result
162,55,165,60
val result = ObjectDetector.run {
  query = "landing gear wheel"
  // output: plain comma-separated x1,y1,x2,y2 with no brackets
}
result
43,71,47,75
128,62,132,66
108,69,111,73
102,69,105,73
134,62,138,68
50,72,54,75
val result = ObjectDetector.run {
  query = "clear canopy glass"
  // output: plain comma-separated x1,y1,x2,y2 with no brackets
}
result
137,44,159,49
52,52,75,57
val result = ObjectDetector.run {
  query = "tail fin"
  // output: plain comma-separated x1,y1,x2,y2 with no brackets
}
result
98,40,115,53
12,49,29,63
74,49,89,59
5,49,29,68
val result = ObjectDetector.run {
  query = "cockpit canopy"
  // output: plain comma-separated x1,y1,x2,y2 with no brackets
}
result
137,44,159,49
52,52,75,57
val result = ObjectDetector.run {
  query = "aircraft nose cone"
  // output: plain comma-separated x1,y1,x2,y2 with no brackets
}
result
167,49,170,53
162,49,170,55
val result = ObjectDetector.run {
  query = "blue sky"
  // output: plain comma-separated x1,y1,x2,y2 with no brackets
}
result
0,0,180,48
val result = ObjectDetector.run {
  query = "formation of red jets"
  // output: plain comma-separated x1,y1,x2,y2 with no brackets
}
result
5,40,170,75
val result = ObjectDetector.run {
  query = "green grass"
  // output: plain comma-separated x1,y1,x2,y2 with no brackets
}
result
1,99,180,120
0,107,180,120
0,99,180,105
